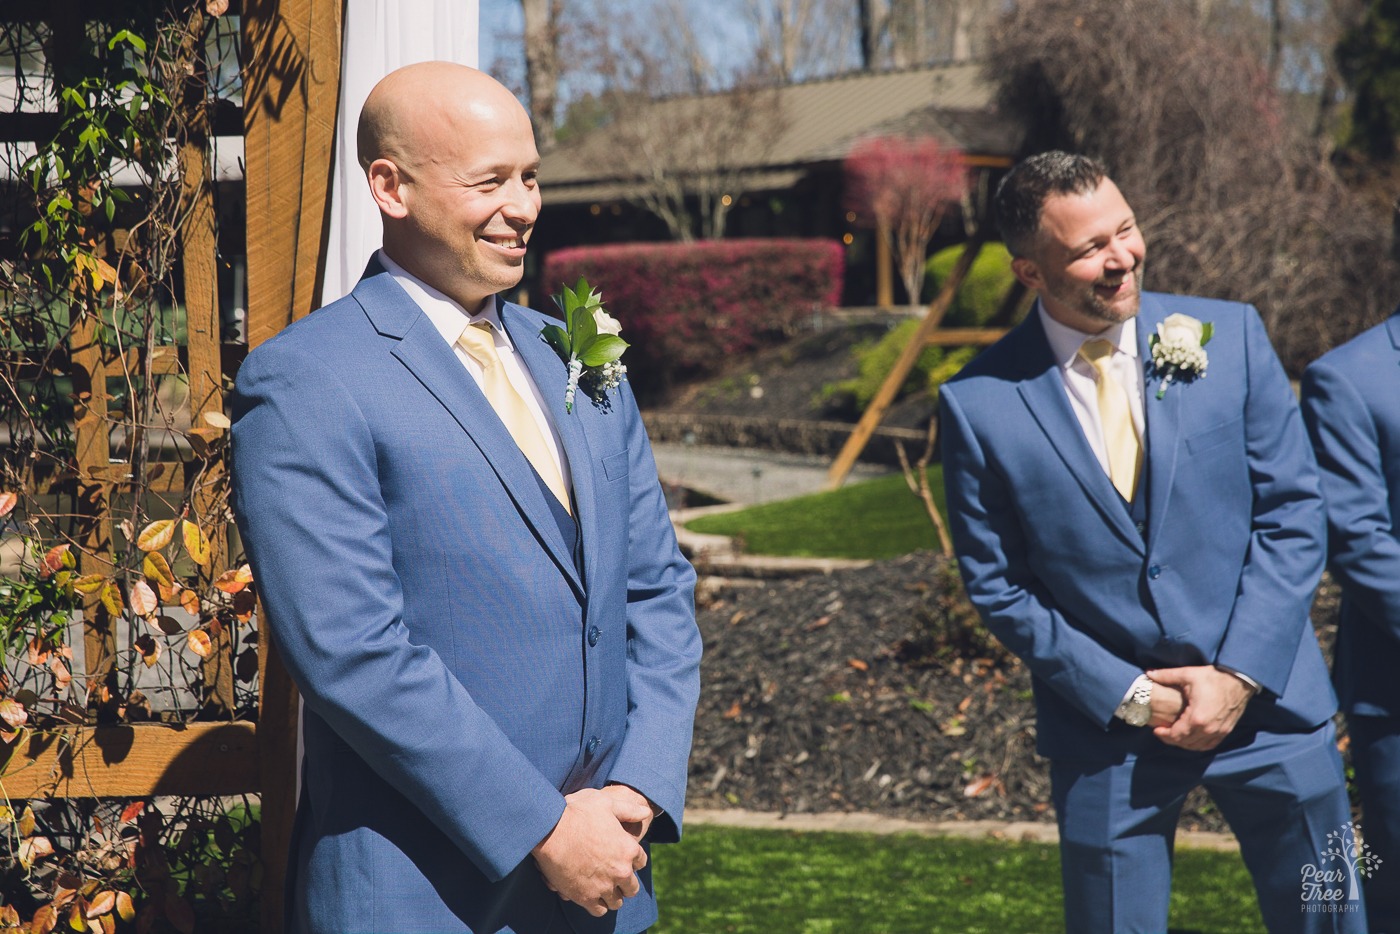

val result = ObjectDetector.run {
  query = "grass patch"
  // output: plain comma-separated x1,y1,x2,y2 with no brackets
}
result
684,468,947,560
652,825,1266,934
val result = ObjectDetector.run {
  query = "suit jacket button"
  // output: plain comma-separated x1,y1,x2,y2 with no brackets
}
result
587,626,600,647
586,736,600,755
1148,565,1161,579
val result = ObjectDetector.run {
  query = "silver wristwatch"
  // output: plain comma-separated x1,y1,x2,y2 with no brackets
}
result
1116,676,1153,727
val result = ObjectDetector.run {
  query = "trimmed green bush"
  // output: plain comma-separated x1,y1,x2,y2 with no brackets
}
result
921,241,1015,326
822,318,978,412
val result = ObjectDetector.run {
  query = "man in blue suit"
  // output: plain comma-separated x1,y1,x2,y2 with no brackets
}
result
231,62,702,933
1302,307,1400,932
940,152,1359,932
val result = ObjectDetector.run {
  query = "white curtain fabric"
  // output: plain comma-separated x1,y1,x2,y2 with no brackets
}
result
319,0,480,306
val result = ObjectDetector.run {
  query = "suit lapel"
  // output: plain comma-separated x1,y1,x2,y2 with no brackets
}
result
503,302,603,589
1012,316,1144,550
353,277,583,595
1137,298,1182,552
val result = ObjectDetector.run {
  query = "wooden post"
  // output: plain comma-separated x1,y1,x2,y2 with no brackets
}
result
242,2,343,929
826,238,985,490
875,221,894,309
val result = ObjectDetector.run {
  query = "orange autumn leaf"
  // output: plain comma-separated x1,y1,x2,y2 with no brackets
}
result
129,581,159,617
963,773,998,798
135,635,160,668
848,658,869,672
19,835,54,870
148,615,183,636
119,801,144,824
30,905,58,934
722,701,742,719
181,520,211,567
0,697,28,730
178,589,200,616
99,582,124,616
186,629,213,658
85,892,115,919
233,564,254,584
142,552,175,593
0,491,16,518
114,892,135,923
232,588,256,622
41,544,72,578
27,635,50,667
50,657,72,690
137,519,176,552
214,569,247,594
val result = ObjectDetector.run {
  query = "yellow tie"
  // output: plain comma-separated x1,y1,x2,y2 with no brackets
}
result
1079,338,1142,502
458,322,570,513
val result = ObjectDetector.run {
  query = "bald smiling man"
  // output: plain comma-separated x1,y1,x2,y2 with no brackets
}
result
232,63,702,934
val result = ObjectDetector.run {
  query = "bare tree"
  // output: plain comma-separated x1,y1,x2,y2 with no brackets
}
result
987,0,1399,369
520,0,563,150
742,0,860,82
571,0,790,241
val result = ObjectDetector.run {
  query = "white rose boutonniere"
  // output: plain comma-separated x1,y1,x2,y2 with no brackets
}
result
1148,313,1212,400
541,277,629,413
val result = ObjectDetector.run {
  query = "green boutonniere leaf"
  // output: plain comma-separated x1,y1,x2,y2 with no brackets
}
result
1200,322,1214,345
580,334,628,367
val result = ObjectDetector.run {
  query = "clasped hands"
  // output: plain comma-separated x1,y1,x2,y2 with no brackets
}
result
1140,665,1257,752
531,784,658,917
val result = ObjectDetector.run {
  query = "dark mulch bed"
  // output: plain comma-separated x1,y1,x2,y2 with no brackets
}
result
685,552,1345,835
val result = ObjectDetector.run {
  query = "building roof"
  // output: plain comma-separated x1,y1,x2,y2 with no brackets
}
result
541,61,1019,205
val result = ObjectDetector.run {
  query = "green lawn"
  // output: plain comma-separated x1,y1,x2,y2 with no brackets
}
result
684,468,948,560
652,825,1266,934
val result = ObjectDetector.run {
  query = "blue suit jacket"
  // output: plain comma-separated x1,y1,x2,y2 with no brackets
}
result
231,271,702,934
939,293,1335,760
1301,309,1400,719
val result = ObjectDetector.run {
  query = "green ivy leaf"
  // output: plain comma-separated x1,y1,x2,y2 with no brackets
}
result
569,299,598,348
1200,322,1214,345
578,335,629,367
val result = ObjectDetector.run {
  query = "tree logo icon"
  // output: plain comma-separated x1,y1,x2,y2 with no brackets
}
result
1300,822,1382,908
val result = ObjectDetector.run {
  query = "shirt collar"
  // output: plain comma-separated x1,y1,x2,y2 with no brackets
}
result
376,250,504,347
1037,300,1139,371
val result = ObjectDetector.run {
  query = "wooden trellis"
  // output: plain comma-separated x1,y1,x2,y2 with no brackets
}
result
0,2,343,930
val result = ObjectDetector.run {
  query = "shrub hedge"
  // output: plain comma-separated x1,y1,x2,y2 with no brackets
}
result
921,241,1015,326
541,239,845,398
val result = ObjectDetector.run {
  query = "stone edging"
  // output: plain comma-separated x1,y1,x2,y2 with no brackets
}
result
671,504,871,579
684,808,1241,852
645,412,927,466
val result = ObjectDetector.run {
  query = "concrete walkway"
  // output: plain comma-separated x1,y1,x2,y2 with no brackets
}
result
652,442,893,507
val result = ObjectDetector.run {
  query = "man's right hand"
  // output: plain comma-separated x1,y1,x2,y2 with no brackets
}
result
1148,681,1185,728
532,788,650,917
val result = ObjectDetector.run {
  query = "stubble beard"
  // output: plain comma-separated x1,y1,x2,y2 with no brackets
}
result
1077,259,1145,326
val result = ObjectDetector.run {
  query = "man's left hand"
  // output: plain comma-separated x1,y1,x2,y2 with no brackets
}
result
601,784,660,843
1145,666,1256,751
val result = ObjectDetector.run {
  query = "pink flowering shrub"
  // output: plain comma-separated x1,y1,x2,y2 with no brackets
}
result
541,239,845,397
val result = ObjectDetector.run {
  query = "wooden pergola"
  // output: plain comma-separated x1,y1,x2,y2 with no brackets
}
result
0,2,345,930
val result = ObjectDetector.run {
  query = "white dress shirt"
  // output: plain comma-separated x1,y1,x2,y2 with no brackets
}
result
377,251,573,497
1037,303,1145,477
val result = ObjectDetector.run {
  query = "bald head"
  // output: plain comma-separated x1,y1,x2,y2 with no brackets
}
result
357,61,542,312
357,62,528,174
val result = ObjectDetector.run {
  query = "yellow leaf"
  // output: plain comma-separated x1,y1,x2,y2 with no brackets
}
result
179,589,200,617
115,893,135,923
19,805,35,836
73,574,106,595
235,563,254,584
182,520,211,567
136,519,175,553
142,552,175,592
0,491,16,517
40,544,70,578
99,582,124,617
186,629,213,658
0,806,11,822
202,411,231,430
66,901,83,932
129,580,159,617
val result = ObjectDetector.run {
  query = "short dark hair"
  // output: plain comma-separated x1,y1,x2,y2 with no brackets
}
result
993,152,1109,257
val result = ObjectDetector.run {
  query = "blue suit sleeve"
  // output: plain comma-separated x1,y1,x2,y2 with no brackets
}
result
231,342,564,882
940,386,1142,728
1213,307,1327,692
603,383,702,842
1302,360,1400,646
